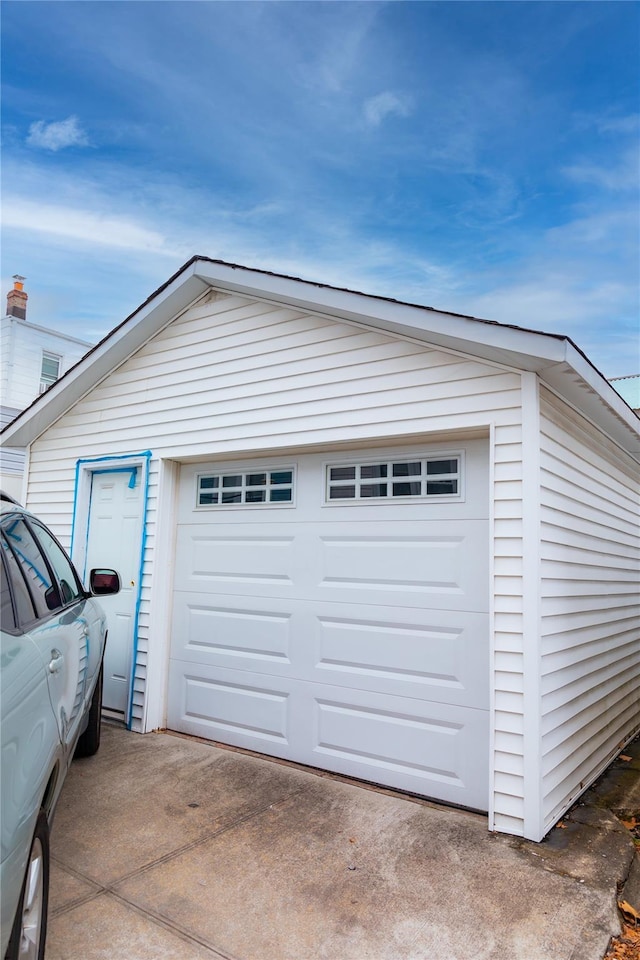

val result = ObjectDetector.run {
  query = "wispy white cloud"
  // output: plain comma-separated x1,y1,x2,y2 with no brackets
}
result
363,91,410,128
562,146,640,192
26,115,89,151
308,6,381,95
0,158,459,339
595,114,640,135
572,111,640,136
544,207,638,250
2,151,637,376
458,276,630,333
2,197,182,257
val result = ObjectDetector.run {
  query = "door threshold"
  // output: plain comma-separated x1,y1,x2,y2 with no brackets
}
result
102,708,126,725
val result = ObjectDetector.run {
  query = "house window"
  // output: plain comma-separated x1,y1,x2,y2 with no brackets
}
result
326,456,461,502
40,352,61,393
197,468,295,507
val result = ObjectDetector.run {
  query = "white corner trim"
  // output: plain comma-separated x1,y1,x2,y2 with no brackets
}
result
142,458,180,732
520,372,544,841
487,421,497,833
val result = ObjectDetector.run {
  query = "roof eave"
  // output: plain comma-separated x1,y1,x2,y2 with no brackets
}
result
540,346,640,457
1,262,208,448
2,256,638,459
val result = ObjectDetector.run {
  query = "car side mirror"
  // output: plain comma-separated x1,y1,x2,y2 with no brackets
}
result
44,585,60,610
89,569,121,596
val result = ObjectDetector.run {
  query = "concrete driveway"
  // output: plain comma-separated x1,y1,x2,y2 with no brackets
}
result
46,723,634,960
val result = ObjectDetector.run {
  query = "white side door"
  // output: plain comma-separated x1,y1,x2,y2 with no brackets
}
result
85,469,143,715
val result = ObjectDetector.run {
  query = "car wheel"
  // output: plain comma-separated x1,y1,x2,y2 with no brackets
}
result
75,664,103,758
6,810,49,960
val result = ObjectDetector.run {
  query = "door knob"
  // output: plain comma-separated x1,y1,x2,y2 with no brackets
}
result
48,650,64,674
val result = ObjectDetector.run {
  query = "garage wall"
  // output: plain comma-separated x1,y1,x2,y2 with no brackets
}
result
539,387,640,834
23,290,527,828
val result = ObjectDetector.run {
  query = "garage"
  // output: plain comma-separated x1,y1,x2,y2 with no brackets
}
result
6,256,638,839
168,441,490,810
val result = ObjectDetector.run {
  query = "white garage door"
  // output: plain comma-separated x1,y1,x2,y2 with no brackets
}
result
168,441,490,810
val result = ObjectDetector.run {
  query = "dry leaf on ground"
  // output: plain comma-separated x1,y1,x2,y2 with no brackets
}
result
618,900,640,924
603,919,640,960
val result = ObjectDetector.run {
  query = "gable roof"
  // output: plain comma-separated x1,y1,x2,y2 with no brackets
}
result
2,256,639,458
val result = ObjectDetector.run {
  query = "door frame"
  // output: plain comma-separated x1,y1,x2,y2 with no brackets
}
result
70,451,151,727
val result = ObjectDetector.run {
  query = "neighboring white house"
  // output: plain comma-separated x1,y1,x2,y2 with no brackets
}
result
2,256,639,842
610,374,640,414
0,277,93,498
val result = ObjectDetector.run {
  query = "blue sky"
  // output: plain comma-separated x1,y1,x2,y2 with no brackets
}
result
2,1,639,380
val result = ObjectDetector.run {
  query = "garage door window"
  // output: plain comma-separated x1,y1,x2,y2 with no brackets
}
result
326,456,461,501
197,469,294,506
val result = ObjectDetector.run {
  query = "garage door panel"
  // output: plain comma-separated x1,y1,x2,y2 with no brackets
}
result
168,662,488,809
176,520,487,612
172,592,487,708
320,534,464,590
315,608,488,708
186,531,296,587
313,692,488,808
170,665,291,748
173,597,293,665
317,521,487,610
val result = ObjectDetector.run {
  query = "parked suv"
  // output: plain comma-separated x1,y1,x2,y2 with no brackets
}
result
0,492,120,960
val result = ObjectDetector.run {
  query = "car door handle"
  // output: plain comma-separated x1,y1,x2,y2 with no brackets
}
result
48,650,64,674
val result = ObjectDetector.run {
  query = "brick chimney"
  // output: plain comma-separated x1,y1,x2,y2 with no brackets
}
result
6,275,28,320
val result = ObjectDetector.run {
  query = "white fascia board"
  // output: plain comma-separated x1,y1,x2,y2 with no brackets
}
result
193,260,569,372
1,267,208,448
540,344,640,460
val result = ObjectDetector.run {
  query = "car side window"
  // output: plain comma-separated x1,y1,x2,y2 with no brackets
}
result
31,522,83,606
1,518,61,617
1,534,38,628
0,550,14,629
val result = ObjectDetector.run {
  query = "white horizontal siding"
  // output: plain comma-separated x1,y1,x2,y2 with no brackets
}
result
0,405,25,477
0,318,91,411
539,387,640,834
0,406,21,429
0,324,12,401
0,448,25,474
23,291,527,827
31,296,522,458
